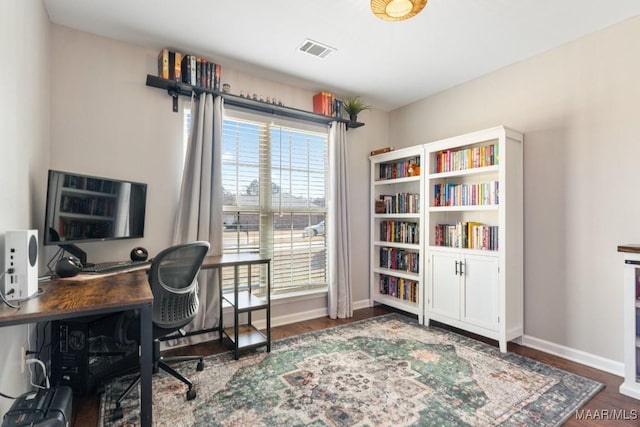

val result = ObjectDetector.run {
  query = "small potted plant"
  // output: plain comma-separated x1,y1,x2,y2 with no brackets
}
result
343,96,371,122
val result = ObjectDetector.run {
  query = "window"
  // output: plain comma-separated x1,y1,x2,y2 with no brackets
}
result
222,110,328,296
184,107,329,296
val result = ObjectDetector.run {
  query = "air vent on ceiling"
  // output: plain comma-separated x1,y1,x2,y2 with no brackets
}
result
298,39,336,59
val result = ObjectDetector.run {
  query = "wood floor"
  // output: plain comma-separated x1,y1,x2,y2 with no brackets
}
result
72,306,639,427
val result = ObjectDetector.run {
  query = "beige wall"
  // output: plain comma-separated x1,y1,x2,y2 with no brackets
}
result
0,0,51,415
390,16,640,363
49,26,387,323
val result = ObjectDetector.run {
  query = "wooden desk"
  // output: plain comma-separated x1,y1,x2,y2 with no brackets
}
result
0,269,154,427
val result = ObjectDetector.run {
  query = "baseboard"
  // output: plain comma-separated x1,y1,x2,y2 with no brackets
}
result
521,334,624,377
251,298,371,330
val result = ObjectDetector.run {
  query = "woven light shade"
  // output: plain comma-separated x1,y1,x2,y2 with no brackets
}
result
371,0,427,21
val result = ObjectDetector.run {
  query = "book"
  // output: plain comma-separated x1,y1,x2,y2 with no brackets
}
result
334,99,343,119
313,92,334,116
195,57,202,87
200,59,208,88
168,51,175,79
181,54,191,84
181,54,197,85
190,56,196,86
173,52,182,82
204,61,211,89
370,147,394,156
214,64,221,91
157,48,169,79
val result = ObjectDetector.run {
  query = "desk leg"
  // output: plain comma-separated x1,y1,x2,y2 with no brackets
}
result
139,303,153,427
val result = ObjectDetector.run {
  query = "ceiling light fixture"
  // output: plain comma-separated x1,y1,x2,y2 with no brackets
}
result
371,0,427,21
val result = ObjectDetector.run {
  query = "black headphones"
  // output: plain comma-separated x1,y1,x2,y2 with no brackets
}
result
130,247,149,262
55,256,83,278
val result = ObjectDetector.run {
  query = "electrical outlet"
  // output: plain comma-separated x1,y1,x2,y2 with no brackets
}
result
21,346,26,373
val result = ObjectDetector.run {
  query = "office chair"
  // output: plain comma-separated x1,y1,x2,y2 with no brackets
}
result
113,241,210,419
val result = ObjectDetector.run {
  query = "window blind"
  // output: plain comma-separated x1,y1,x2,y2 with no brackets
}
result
220,109,329,295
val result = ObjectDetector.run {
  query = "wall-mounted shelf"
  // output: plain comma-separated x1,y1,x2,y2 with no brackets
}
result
146,75,365,129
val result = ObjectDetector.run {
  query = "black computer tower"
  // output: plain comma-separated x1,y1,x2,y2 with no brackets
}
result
51,314,138,395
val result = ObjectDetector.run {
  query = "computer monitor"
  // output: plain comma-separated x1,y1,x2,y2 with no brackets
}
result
44,169,147,265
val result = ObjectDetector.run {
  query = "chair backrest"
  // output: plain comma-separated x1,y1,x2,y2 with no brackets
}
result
148,241,210,330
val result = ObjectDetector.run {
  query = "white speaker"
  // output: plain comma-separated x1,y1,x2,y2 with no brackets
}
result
4,230,38,301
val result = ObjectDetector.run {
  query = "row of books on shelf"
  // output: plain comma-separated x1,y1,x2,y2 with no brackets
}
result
378,274,418,303
379,247,419,273
378,156,421,180
380,221,419,244
433,181,499,207
433,222,499,251
60,195,114,217
312,92,343,118
158,49,221,91
63,176,116,194
59,219,112,240
433,143,498,173
376,193,420,214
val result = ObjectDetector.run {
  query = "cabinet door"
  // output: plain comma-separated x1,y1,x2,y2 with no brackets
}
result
429,251,460,320
462,254,499,331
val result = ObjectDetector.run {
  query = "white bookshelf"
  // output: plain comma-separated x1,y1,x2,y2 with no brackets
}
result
619,247,640,400
369,146,425,323
424,126,524,352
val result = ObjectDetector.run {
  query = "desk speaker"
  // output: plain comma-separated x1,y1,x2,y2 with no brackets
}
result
3,230,38,301
130,247,148,262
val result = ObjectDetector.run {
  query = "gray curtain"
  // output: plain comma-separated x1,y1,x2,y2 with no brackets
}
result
170,93,224,345
328,121,352,318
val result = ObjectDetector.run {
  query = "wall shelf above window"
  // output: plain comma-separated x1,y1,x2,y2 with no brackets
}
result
146,75,365,129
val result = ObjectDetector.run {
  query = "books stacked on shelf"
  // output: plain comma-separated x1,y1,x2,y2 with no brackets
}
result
63,176,115,194
158,49,221,91
312,92,342,118
434,221,498,251
60,195,113,217
157,48,182,82
434,143,498,173
60,220,112,240
378,193,420,214
380,221,419,244
433,181,499,207
379,274,418,303
379,248,419,273
378,156,421,180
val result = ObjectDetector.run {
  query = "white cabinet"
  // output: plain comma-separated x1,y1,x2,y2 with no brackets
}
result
424,126,523,353
369,146,425,323
619,246,640,400
429,249,499,333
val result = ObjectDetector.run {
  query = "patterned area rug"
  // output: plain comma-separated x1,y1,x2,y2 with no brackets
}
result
99,314,603,426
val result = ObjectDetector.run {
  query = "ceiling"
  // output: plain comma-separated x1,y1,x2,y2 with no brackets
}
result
43,0,640,112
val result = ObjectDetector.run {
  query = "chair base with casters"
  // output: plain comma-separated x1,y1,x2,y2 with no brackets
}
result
112,328,205,420
110,241,211,421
